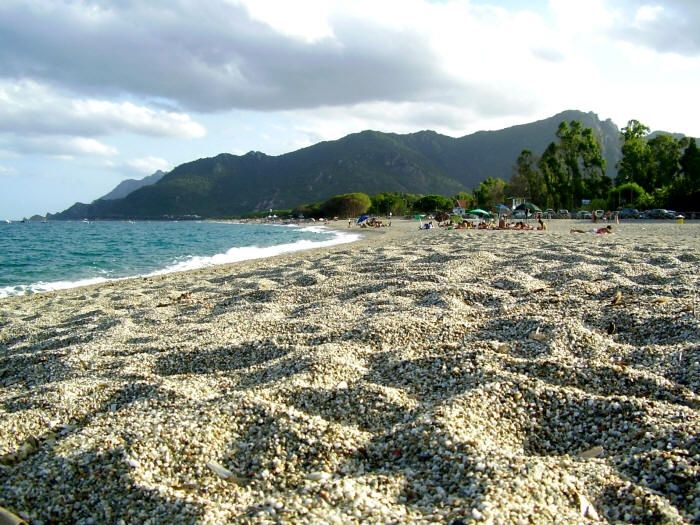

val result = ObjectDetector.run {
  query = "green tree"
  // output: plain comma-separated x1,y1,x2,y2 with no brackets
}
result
413,194,453,213
670,139,700,209
370,192,410,216
510,150,545,204
538,143,562,209
452,191,475,209
609,182,647,208
292,203,322,218
531,121,606,210
680,139,700,189
473,177,506,209
647,134,683,189
556,121,607,209
617,120,651,189
321,193,371,218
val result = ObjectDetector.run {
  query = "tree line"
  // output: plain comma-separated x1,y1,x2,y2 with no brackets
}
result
287,119,699,219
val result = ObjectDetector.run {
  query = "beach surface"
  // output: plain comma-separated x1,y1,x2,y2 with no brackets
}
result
1,219,699,524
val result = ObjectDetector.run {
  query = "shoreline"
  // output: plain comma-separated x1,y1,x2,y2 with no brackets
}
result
0,221,365,300
1,220,698,523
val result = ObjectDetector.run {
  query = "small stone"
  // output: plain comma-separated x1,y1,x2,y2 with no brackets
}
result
206,460,235,479
579,445,604,459
305,471,331,482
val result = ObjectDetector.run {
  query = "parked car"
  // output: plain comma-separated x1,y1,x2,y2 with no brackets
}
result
618,208,639,219
640,209,677,219
544,209,556,219
576,210,593,219
594,210,605,219
557,209,570,219
512,210,527,219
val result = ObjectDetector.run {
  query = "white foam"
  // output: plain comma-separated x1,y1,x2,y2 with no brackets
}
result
0,277,110,299
148,228,361,276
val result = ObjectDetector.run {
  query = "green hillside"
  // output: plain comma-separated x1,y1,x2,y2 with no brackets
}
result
51,110,622,219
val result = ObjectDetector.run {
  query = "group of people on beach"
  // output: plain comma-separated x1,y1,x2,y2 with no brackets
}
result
444,217,548,231
427,217,614,235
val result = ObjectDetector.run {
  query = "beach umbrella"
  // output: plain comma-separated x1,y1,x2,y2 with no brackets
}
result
467,208,491,217
357,214,369,224
515,202,541,213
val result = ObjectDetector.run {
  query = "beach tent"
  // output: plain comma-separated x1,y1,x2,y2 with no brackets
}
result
467,208,492,217
514,202,541,213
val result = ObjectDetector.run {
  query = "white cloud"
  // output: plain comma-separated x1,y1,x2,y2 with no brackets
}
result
605,0,700,55
126,156,172,174
2,0,700,222
72,100,206,138
0,165,17,176
70,138,118,156
234,0,334,42
0,80,206,138
634,5,664,25
4,136,118,157
0,1,466,111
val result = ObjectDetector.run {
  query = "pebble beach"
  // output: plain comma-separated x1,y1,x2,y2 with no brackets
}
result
1,219,699,524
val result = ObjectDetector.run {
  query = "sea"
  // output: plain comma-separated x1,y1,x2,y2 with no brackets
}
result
0,220,360,299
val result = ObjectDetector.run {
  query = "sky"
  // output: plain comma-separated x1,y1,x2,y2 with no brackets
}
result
1,0,699,219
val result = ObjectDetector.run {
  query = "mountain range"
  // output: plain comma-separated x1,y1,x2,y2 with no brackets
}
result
99,170,166,201
50,110,622,220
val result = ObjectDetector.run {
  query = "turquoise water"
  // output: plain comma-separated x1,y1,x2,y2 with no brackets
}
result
0,221,359,298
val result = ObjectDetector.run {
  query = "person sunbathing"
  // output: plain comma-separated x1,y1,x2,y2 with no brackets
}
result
514,221,533,230
570,225,613,234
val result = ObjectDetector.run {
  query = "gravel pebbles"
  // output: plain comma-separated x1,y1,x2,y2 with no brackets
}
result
1,219,699,524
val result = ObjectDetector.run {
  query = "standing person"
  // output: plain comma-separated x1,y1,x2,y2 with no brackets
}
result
348,218,352,228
